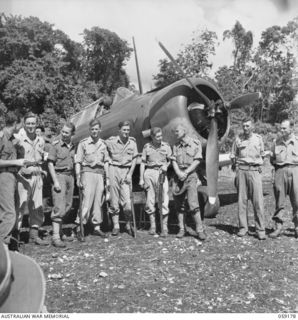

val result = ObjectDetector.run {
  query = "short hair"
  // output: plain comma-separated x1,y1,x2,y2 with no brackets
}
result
89,118,101,128
24,112,37,122
118,121,131,129
35,125,45,132
63,121,76,134
281,119,294,128
150,127,162,137
5,112,18,126
242,117,254,124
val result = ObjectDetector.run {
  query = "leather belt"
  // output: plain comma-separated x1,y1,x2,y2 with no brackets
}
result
56,171,73,176
111,164,130,168
276,164,298,169
238,164,261,171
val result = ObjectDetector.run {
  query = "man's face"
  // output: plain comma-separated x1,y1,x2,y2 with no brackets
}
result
119,125,130,139
152,131,162,144
24,117,37,135
61,125,73,143
280,121,291,138
174,126,185,141
242,121,253,136
89,124,101,139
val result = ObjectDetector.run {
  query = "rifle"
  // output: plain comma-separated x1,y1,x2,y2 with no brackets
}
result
129,182,137,238
78,187,85,242
104,175,112,230
158,171,165,235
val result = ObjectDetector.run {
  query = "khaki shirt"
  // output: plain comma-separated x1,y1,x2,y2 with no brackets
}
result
231,133,264,166
141,141,172,167
0,131,17,161
15,133,44,163
270,134,298,166
47,139,75,172
106,136,138,167
172,136,202,169
75,137,109,168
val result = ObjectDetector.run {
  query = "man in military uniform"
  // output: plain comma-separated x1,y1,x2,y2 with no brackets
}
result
16,112,48,245
269,119,298,238
172,124,206,241
75,119,109,238
230,117,266,240
0,113,28,246
139,127,172,237
105,121,138,236
47,122,76,248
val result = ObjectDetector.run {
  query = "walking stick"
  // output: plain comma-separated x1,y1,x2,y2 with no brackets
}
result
158,171,165,235
78,187,85,242
129,183,137,238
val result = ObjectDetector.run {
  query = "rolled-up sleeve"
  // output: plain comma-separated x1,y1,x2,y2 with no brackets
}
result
75,142,84,164
47,145,57,163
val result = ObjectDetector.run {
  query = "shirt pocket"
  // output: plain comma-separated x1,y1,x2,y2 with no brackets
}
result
84,150,96,164
185,148,195,163
248,144,260,159
238,141,248,158
95,150,105,164
275,146,285,163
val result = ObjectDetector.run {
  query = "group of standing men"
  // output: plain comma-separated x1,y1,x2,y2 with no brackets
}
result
231,117,298,240
0,110,208,249
1,110,298,250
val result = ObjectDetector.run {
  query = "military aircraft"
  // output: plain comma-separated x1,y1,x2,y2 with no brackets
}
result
70,76,261,218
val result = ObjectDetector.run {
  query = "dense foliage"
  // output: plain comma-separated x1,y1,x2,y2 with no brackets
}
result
0,14,132,131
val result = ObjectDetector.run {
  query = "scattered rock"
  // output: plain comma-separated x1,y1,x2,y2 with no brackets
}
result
48,273,63,280
99,272,108,278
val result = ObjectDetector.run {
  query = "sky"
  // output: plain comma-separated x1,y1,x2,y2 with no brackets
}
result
1,0,298,91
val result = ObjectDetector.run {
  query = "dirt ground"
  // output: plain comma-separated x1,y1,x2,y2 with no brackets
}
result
20,162,298,313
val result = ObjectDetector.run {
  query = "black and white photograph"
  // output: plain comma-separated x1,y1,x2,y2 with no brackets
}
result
0,0,298,315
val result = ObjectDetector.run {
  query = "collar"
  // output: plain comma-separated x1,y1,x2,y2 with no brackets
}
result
179,136,191,147
87,136,102,145
23,132,40,145
117,136,129,145
60,139,73,148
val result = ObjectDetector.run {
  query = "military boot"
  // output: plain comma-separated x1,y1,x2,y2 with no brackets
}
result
29,227,49,246
148,214,156,235
176,213,185,238
52,222,66,248
269,222,283,238
124,211,134,237
111,214,120,236
193,211,206,241
160,214,168,238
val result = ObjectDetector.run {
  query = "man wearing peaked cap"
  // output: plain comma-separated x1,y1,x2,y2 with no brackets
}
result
0,240,46,312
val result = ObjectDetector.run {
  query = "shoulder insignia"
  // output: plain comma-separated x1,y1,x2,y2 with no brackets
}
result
129,136,136,142
192,138,200,145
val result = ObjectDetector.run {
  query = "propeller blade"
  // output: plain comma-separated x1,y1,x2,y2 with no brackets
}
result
205,117,219,218
229,92,262,110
